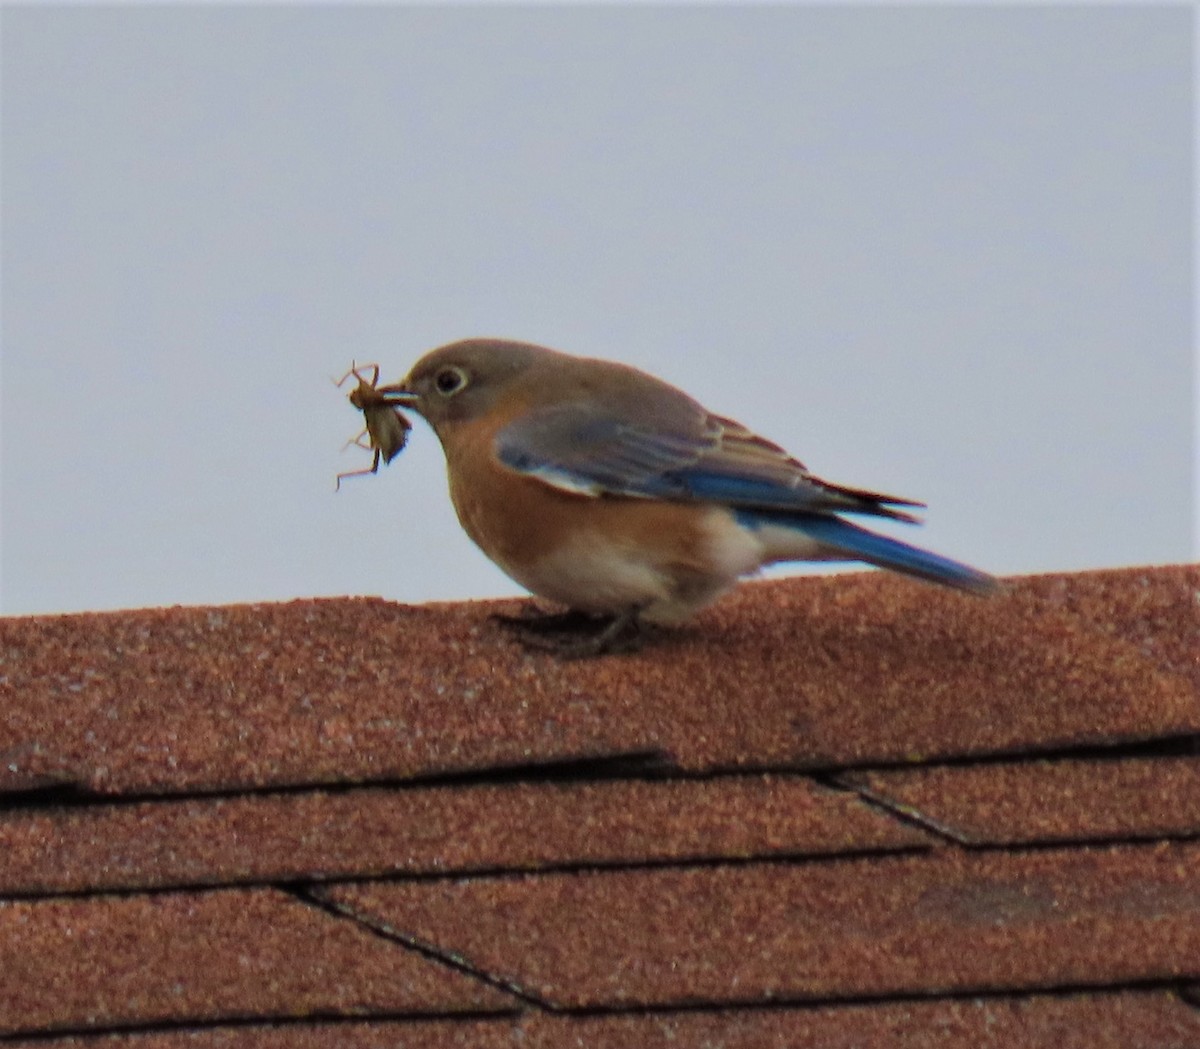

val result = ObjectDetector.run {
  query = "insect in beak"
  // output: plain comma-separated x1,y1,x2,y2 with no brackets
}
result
334,363,413,490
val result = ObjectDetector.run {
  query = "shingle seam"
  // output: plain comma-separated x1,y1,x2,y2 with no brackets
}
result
828,772,1200,851
285,845,939,890
0,1009,521,1045
8,831,1194,910
0,763,859,812
0,845,939,903
0,881,321,905
477,978,1200,1018
31,831,1200,906
0,878,335,904
1177,984,1200,1010
812,733,1200,778
0,753,679,810
3,736,1196,811
958,828,1200,853
0,767,847,813
2,987,1193,1045
819,773,972,845
293,886,552,1012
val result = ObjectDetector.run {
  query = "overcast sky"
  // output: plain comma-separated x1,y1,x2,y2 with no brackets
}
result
2,4,1194,617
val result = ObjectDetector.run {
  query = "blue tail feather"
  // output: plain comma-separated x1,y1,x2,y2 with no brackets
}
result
742,510,999,595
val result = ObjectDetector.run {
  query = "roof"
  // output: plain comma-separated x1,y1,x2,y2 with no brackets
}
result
2,563,1198,1046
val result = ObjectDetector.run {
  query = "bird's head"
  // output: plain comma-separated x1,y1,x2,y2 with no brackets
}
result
381,338,555,435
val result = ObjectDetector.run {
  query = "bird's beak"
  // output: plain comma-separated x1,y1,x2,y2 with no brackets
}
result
377,382,418,407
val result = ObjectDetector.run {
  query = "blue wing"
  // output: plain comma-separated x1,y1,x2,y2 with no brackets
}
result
494,401,923,522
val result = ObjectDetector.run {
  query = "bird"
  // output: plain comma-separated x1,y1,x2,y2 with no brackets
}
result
380,338,998,655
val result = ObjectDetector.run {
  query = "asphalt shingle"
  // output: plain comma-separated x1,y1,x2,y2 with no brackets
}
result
845,756,1200,845
321,841,1200,1009
3,564,1198,1043
6,992,1200,1049
0,888,510,1037
2,569,1197,796
0,775,929,896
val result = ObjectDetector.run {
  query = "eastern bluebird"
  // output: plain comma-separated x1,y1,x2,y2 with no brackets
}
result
381,338,997,654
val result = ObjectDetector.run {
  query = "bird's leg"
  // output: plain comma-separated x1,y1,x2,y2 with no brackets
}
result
493,606,646,658
561,609,644,658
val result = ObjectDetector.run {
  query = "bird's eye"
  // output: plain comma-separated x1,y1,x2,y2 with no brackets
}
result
434,367,468,396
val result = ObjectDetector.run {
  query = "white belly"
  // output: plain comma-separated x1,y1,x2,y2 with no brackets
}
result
503,506,770,624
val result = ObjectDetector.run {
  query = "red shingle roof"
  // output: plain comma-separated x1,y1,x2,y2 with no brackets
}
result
2,564,1198,1044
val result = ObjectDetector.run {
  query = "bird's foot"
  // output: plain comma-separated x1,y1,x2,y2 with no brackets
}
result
491,605,645,658
490,605,602,634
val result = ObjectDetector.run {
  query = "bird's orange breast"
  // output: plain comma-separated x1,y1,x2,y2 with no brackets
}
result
437,410,722,606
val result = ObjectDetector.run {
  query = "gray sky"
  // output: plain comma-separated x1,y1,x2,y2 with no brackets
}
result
2,4,1194,617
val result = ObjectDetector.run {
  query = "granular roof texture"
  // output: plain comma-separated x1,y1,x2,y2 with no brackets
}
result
2,563,1198,1044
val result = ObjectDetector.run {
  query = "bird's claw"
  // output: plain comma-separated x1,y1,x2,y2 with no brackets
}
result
491,606,645,658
